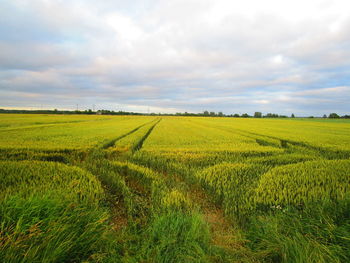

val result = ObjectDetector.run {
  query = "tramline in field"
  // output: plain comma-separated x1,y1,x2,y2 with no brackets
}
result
0,114,350,262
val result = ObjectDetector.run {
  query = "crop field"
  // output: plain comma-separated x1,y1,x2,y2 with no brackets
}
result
0,114,350,263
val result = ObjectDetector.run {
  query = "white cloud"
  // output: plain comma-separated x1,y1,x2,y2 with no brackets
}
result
0,0,349,115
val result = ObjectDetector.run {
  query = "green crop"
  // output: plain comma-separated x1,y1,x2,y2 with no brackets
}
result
255,159,350,207
196,162,267,220
0,160,116,262
1,114,350,262
0,114,156,150
0,160,104,203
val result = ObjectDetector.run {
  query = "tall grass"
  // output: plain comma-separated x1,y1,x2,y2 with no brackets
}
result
0,195,115,263
0,160,118,262
140,211,211,263
247,197,350,262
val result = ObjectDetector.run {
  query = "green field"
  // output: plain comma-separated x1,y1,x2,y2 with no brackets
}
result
1,114,350,262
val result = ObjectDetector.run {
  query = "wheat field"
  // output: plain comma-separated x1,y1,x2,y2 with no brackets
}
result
1,114,349,262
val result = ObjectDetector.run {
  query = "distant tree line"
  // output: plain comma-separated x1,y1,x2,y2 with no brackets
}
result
0,108,143,116
0,108,349,118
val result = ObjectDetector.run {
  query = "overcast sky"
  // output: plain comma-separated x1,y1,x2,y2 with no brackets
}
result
1,0,350,115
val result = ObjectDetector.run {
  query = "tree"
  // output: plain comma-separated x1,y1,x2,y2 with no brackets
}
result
203,111,209,116
241,113,250,118
233,113,240,117
209,111,216,116
291,113,295,118
329,113,340,118
254,112,262,118
323,114,327,118
264,113,279,118
218,112,224,117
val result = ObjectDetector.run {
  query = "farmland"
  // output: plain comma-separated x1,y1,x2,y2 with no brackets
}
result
0,114,350,262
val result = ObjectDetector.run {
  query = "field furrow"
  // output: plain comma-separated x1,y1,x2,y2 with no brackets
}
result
1,114,350,262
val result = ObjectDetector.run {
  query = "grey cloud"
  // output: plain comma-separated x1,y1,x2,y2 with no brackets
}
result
0,0,349,115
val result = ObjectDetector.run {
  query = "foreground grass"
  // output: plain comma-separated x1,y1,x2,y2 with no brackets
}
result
0,161,120,262
247,198,350,263
0,195,116,262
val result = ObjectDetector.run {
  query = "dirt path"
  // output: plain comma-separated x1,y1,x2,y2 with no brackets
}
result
110,198,128,231
185,181,246,250
161,171,251,257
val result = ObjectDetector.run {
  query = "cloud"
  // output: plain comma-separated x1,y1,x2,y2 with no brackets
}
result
0,0,350,115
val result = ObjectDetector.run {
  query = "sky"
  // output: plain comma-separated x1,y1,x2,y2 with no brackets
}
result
0,0,350,116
